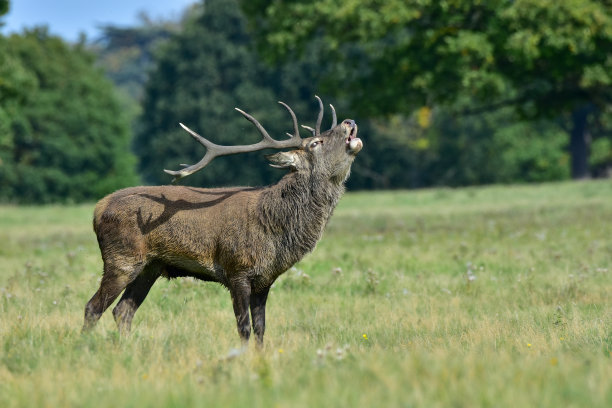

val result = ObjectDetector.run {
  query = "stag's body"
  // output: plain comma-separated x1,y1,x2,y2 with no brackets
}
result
83,97,362,345
93,175,342,291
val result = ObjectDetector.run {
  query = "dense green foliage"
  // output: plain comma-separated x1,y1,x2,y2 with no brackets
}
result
0,28,138,203
1,181,611,406
366,106,570,188
241,0,612,179
243,0,612,114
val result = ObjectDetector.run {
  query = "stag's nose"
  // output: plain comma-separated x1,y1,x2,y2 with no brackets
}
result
343,119,356,128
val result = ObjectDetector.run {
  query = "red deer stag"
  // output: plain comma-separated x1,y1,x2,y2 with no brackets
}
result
83,96,363,345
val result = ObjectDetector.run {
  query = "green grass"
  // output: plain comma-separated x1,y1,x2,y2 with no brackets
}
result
1,180,611,407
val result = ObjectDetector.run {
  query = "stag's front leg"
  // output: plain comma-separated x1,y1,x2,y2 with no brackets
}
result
228,277,252,344
250,287,270,347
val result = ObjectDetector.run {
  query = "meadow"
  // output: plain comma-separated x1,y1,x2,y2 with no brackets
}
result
1,180,611,407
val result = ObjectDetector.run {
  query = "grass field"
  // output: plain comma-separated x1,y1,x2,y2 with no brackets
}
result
1,180,611,407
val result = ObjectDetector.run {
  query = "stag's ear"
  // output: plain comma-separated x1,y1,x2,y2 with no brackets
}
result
265,151,301,170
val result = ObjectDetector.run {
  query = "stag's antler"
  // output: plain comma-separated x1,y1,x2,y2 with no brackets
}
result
301,95,337,136
164,102,303,182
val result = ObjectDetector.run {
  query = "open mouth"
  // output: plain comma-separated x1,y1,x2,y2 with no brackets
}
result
345,126,357,145
342,120,362,154
343,120,358,145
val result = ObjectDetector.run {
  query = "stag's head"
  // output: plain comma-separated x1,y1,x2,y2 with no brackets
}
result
164,96,362,184
267,98,362,184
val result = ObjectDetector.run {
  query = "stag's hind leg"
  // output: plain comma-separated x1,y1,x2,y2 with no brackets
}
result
112,262,162,335
82,259,144,332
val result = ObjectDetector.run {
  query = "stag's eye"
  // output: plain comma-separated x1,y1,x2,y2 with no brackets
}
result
309,139,323,149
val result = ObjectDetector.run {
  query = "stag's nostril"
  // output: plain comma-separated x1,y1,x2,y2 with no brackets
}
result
343,119,356,128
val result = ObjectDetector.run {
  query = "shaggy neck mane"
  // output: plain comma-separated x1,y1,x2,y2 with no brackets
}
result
257,170,346,260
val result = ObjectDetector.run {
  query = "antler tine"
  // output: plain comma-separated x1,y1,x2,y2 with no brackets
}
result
234,108,276,143
314,95,324,137
164,123,219,182
164,105,304,182
278,101,300,141
301,124,315,135
177,122,211,148
329,104,337,129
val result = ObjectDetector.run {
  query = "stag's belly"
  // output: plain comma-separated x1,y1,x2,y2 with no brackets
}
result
159,255,228,285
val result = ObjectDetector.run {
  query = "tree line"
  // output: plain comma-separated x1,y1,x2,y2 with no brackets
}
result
1,0,610,203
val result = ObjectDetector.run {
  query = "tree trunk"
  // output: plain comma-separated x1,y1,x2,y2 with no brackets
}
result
569,106,591,179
